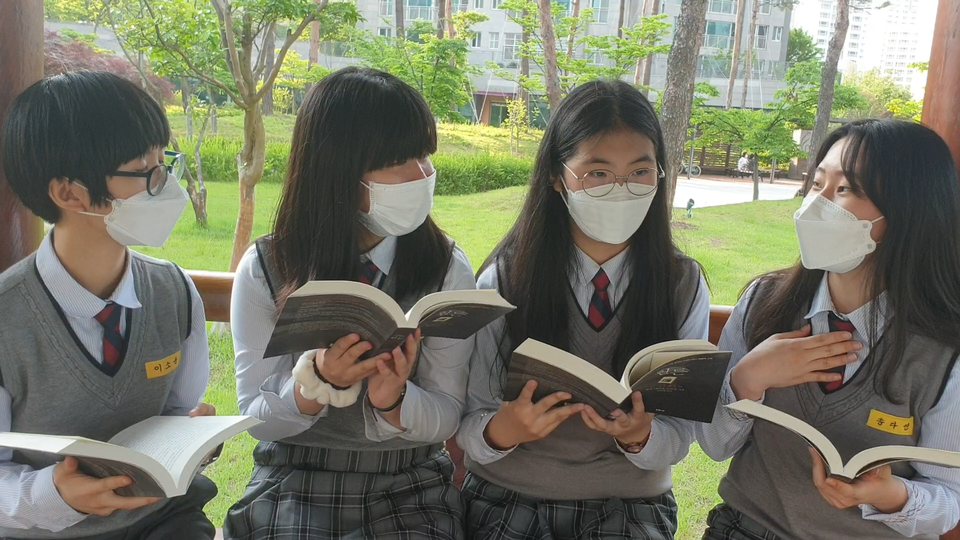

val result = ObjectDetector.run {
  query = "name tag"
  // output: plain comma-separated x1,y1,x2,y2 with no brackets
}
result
145,351,181,379
867,409,914,436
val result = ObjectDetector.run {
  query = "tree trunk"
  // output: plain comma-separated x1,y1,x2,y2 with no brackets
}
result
521,9,530,120
262,24,276,116
660,0,709,205
229,105,267,272
437,0,445,38
180,77,193,140
740,0,760,108
617,0,626,38
539,0,562,109
807,0,849,180
396,0,405,39
752,160,760,200
634,0,651,84
207,84,219,135
770,157,776,183
171,131,208,227
725,0,747,109
640,0,660,96
566,0,580,61
446,0,455,37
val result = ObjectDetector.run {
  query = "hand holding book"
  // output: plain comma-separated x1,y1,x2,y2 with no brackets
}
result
484,380,585,451
580,391,654,453
809,447,910,514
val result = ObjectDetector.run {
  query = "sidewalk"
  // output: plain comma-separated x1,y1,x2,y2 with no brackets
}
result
671,175,801,209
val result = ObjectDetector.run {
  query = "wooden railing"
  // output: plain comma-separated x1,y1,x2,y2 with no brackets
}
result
187,270,960,540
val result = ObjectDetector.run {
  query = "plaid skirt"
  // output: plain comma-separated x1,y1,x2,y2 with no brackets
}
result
461,472,678,540
701,504,783,540
222,441,464,540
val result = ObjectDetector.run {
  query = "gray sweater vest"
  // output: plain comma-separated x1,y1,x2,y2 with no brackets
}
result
255,237,442,451
0,252,192,538
720,278,958,540
468,257,701,500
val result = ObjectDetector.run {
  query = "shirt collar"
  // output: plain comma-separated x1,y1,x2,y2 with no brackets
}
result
361,235,397,276
805,273,889,333
35,230,141,318
571,245,630,291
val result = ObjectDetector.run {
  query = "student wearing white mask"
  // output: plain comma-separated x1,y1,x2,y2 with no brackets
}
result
224,67,475,539
697,119,960,539
457,80,710,539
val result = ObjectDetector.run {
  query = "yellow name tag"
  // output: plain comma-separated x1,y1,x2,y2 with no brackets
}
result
867,409,914,436
145,351,181,379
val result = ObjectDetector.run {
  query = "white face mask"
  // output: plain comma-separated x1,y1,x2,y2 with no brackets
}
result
794,194,884,274
562,182,657,245
358,171,436,237
79,175,189,247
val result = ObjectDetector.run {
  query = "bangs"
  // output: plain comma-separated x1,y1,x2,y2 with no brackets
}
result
839,126,872,198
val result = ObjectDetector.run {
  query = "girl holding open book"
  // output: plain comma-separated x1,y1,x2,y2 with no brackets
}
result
223,67,475,539
456,80,710,539
697,119,960,539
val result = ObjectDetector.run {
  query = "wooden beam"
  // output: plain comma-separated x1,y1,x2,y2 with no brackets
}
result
0,1,44,273
185,270,235,322
923,0,960,169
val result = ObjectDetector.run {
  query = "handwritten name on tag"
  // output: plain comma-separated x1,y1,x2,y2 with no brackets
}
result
867,409,914,436
145,351,181,380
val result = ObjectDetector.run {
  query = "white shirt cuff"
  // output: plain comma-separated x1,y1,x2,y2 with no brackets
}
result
264,375,330,422
722,373,764,421
861,477,918,525
363,383,413,441
34,465,86,530
469,412,516,464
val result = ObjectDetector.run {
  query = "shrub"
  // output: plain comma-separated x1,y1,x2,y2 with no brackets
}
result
187,138,532,195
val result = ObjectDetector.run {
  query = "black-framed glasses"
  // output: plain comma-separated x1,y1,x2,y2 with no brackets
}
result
562,163,664,198
109,151,186,196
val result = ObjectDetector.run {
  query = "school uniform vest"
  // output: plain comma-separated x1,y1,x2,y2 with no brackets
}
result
467,257,701,501
719,279,958,540
255,238,439,452
0,252,192,539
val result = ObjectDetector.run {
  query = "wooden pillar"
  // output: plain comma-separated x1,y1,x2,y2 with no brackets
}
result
922,0,960,169
0,2,44,273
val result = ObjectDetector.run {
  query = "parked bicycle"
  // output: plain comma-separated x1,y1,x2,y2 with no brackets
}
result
680,161,702,177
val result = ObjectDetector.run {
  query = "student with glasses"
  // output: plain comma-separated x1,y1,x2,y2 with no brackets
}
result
456,80,709,539
0,71,217,539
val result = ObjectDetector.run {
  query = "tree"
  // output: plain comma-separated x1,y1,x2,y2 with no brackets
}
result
774,59,866,130
538,0,563,109
886,98,922,122
117,0,358,271
841,67,912,118
660,0,709,205
739,0,761,108
724,0,747,109
807,0,849,181
45,0,97,22
786,28,819,65
349,13,487,121
262,23,277,116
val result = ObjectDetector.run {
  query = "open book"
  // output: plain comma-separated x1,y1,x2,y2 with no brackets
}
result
0,416,261,498
264,281,515,358
727,400,960,480
504,339,731,422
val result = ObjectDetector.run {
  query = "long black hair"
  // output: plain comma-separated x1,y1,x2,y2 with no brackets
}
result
483,79,699,377
270,67,452,304
746,119,960,401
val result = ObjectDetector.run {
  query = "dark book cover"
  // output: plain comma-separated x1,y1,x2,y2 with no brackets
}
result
418,303,515,339
264,294,400,358
504,353,622,417
625,352,731,423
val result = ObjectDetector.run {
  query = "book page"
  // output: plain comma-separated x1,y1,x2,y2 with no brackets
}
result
845,445,960,479
264,291,400,358
726,400,845,474
76,456,166,498
108,416,260,493
407,290,515,340
621,340,717,386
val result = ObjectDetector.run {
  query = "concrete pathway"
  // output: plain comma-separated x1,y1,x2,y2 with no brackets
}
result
671,177,801,209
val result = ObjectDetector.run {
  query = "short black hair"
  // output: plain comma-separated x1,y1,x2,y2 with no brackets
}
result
1,71,170,223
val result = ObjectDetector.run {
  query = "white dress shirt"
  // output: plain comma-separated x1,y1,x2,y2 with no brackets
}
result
697,275,960,537
232,236,476,445
458,246,711,474
0,232,210,532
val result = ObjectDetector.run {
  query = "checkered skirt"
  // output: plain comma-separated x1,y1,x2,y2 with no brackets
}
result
701,504,783,540
461,473,678,540
222,441,464,540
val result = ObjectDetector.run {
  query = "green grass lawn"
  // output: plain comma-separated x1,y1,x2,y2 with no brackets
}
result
140,181,800,538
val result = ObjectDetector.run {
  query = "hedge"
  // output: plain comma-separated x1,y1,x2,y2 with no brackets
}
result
186,137,532,196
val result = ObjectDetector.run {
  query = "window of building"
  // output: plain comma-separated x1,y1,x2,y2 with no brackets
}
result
592,0,610,23
818,29,828,36
703,21,735,48
492,0,502,8
474,0,484,8
819,21,829,27
708,0,737,14
452,0,469,12
379,0,393,17
471,32,482,47
489,31,500,50
378,27,392,37
406,0,433,21
754,25,768,49
760,2,771,14
503,32,521,60
772,26,782,42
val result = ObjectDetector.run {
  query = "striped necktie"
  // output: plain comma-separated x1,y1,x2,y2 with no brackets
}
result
359,260,381,288
94,302,125,367
820,312,856,393
587,269,613,331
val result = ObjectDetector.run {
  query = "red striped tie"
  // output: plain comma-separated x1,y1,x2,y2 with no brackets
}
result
359,260,381,287
94,302,124,367
587,270,612,331
821,312,856,393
